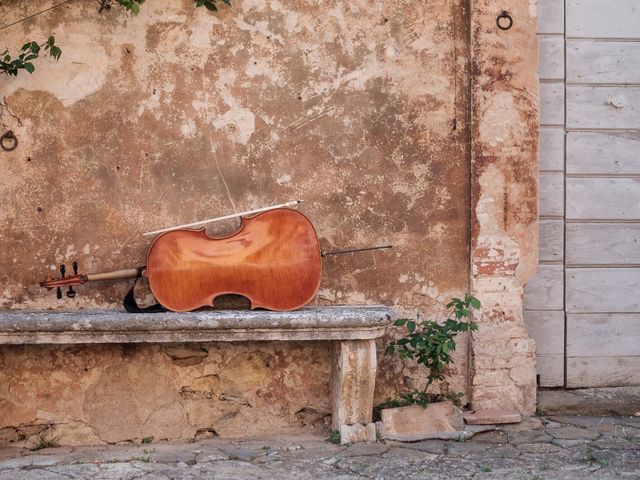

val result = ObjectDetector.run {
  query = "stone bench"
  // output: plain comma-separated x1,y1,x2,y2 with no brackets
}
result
0,306,392,444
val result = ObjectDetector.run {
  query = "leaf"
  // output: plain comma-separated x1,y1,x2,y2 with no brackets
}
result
393,319,407,327
24,62,35,73
130,2,140,14
385,345,394,355
469,297,481,309
407,320,416,333
47,36,55,46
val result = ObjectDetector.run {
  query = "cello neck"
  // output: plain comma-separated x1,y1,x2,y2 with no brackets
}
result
86,268,140,282
40,267,141,289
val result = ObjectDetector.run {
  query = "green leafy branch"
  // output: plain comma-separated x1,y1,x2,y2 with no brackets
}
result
1,36,61,76
195,0,231,12
100,0,231,15
115,0,146,15
386,294,480,392
3,0,232,78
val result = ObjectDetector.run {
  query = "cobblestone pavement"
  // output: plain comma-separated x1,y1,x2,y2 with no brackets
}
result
0,416,638,479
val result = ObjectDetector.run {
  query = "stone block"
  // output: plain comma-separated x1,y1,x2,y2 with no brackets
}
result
463,409,522,425
547,426,600,441
339,423,376,445
380,402,463,442
331,340,377,429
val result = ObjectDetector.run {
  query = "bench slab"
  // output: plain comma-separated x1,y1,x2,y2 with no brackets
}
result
0,306,391,344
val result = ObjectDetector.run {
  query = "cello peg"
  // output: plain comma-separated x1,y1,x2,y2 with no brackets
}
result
56,287,62,299
60,264,66,278
72,261,78,275
66,286,76,298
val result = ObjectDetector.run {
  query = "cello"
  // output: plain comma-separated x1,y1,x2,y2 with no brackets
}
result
41,204,320,311
40,202,390,312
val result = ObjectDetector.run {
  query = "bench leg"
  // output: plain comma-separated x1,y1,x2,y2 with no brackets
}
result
331,339,377,443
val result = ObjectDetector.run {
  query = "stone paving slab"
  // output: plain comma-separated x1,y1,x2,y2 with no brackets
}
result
0,417,638,479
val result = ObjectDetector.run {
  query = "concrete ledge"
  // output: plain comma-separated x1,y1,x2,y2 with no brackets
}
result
0,306,392,344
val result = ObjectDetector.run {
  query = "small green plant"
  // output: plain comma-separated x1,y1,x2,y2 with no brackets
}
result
195,0,231,11
580,448,608,467
480,465,492,472
1,37,61,77
141,436,154,444
101,0,230,15
328,430,341,444
116,0,145,14
30,433,60,451
385,295,480,399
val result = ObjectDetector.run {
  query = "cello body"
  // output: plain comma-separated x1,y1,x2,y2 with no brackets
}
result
144,208,322,312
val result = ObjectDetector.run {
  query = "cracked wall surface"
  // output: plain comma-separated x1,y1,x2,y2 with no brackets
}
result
0,0,475,444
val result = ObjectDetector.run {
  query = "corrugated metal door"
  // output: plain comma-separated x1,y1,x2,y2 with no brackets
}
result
525,0,640,387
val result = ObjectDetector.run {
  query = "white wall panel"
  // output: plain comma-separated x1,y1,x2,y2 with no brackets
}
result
567,132,640,175
567,0,640,38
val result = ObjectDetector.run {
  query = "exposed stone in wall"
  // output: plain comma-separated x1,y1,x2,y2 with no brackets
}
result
469,0,539,414
0,342,333,446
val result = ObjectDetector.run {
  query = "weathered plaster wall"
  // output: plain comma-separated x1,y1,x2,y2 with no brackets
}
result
0,342,334,445
0,0,476,444
469,0,539,414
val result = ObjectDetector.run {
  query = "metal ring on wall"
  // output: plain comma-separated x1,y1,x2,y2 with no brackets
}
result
496,11,513,30
0,131,18,152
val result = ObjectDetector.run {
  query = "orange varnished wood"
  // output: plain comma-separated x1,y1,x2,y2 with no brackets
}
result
145,208,322,312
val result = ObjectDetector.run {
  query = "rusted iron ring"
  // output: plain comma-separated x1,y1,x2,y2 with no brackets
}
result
496,11,513,30
0,130,18,152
